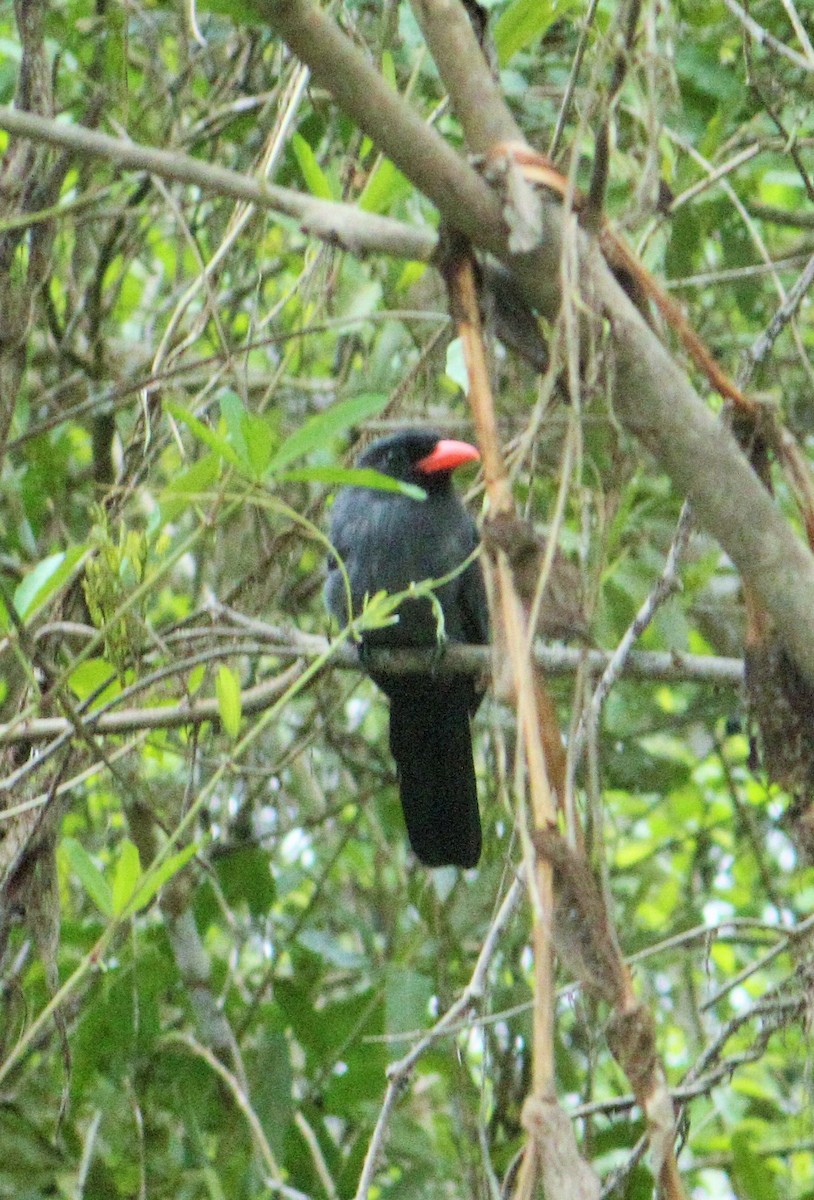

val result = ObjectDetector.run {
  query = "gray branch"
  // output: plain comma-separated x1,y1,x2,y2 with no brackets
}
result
0,636,742,749
258,0,814,685
0,106,436,262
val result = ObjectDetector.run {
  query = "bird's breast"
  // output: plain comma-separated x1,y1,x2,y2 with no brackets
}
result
329,491,476,646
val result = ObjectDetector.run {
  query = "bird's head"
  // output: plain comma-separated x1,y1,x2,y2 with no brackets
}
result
358,429,480,492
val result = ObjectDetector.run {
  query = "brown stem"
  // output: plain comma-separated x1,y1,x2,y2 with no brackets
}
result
441,241,559,1160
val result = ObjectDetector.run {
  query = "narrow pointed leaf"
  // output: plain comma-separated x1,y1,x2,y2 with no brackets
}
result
266,393,389,475
216,665,242,738
63,838,113,917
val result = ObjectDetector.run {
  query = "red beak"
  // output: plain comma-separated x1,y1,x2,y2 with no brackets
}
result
415,439,480,475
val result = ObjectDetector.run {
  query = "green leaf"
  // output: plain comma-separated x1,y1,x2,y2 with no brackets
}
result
159,451,221,521
63,837,113,916
291,132,335,200
732,1128,780,1200
165,400,239,465
220,391,250,463
385,966,433,1041
216,665,242,738
188,664,206,695
266,393,390,475
665,205,702,279
380,50,396,89
112,839,142,916
282,466,425,500
494,0,581,65
358,158,412,214
128,842,198,914
358,589,402,631
196,0,264,19
220,392,275,478
14,546,87,620
68,657,122,707
217,846,276,915
297,929,365,969
244,418,275,479
246,1030,295,1158
444,337,468,391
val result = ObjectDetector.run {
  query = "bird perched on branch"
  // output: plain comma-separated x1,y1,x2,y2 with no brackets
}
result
325,428,489,868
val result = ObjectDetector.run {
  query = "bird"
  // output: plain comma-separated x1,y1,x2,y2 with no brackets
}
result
325,428,489,867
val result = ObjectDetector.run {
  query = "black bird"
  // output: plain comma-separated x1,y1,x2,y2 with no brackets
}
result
325,429,489,867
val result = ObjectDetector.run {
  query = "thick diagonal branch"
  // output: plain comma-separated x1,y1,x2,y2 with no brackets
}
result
260,0,814,690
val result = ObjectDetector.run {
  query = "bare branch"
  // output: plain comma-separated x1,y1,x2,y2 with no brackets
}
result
254,0,510,246
353,875,524,1200
570,502,694,770
0,663,303,751
0,106,436,261
0,636,744,753
409,0,524,150
721,0,814,72
747,251,814,370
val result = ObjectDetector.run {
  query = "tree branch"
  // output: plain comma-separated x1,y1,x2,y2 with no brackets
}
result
0,106,435,261
721,0,814,72
257,0,814,690
0,638,743,750
0,662,303,749
255,0,509,248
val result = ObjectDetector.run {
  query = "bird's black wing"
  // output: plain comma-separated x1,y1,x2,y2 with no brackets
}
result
324,488,364,627
459,517,489,647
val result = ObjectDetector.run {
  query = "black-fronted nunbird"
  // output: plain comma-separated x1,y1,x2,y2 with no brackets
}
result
325,428,489,867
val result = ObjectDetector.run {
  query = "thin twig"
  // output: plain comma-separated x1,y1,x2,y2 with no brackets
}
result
0,662,303,753
721,0,814,72
747,250,814,370
549,0,601,158
778,0,814,62
570,501,694,772
162,1031,286,1184
353,875,524,1200
701,908,814,1012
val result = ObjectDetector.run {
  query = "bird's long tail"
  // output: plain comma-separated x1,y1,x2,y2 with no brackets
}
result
387,677,481,868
